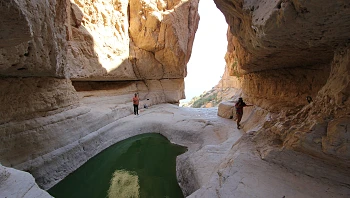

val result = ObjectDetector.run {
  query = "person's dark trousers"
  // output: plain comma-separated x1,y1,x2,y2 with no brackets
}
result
133,104,139,115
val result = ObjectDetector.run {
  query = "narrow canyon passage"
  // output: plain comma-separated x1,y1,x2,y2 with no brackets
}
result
182,0,227,105
1,0,350,197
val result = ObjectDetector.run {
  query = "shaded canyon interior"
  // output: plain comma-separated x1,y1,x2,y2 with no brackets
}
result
0,0,350,197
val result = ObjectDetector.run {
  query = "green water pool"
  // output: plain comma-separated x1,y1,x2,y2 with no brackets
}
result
48,133,187,198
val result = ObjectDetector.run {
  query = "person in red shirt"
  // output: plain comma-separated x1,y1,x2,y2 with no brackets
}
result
132,93,139,115
235,97,253,129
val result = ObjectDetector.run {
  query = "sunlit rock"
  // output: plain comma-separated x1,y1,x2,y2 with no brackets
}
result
214,0,350,166
217,101,235,119
66,0,199,80
1,0,350,197
0,164,52,198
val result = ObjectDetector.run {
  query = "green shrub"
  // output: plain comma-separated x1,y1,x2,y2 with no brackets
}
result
192,93,218,108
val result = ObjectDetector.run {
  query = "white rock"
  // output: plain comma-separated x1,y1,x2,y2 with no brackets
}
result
0,165,52,198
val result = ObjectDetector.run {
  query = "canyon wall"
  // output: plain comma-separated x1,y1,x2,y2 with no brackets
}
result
66,0,199,81
0,0,198,80
214,0,350,166
0,0,199,173
2,0,350,195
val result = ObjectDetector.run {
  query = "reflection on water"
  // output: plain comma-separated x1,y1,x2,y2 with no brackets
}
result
48,133,187,198
108,170,139,198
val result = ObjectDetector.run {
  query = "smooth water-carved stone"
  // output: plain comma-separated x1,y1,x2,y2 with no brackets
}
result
218,101,235,119
0,165,52,198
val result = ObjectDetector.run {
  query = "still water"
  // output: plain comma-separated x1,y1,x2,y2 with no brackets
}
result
48,133,187,198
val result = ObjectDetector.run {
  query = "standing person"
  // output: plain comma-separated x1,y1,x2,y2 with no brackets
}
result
132,93,139,115
235,97,253,129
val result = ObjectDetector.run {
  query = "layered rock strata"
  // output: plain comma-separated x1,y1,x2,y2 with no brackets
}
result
0,0,199,80
3,102,349,197
0,0,199,194
2,0,350,197
214,0,350,166
0,0,199,113
66,0,199,81
8,103,236,190
0,0,198,165
215,0,350,73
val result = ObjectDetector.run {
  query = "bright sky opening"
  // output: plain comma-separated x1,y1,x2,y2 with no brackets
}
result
181,0,228,103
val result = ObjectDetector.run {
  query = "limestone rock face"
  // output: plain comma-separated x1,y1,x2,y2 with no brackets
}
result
0,0,198,153
322,118,350,159
0,0,199,81
0,0,67,77
65,0,133,79
66,0,199,80
217,101,235,119
0,0,198,183
215,0,350,164
214,0,350,73
0,78,79,124
280,48,350,164
4,0,350,196
0,0,199,111
0,165,52,198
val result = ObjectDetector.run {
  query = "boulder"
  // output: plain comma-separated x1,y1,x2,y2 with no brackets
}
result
218,101,235,119
0,165,52,198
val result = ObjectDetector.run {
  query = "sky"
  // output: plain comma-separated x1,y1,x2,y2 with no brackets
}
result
181,0,228,103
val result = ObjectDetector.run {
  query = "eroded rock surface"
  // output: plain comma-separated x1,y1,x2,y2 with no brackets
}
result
0,165,52,198
188,134,350,198
0,0,198,172
0,78,79,124
217,101,235,119
0,0,67,77
1,0,350,197
0,0,199,196
66,0,199,80
215,0,350,166
0,0,198,81
215,0,350,73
